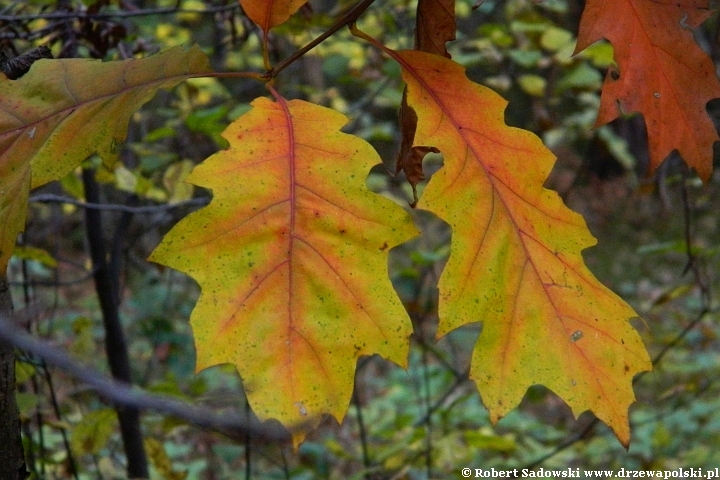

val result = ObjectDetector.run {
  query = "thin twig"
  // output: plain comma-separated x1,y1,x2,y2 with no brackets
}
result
412,372,469,428
681,168,694,275
0,4,239,21
522,417,599,469
29,194,209,213
266,0,377,78
352,389,372,479
244,399,252,480
81,167,148,478
420,344,433,477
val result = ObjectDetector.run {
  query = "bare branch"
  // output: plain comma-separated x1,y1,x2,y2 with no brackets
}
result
0,313,291,443
29,194,209,214
267,0,377,78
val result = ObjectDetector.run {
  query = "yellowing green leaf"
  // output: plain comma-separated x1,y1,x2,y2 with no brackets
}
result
11,245,57,268
540,27,574,52
15,360,36,384
145,438,188,480
0,45,212,273
70,408,116,456
150,92,416,444
15,392,40,417
114,164,139,193
163,159,195,203
393,49,651,446
517,74,546,97
70,316,96,359
579,41,614,68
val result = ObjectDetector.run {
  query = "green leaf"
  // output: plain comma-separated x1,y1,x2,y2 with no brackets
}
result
70,408,116,456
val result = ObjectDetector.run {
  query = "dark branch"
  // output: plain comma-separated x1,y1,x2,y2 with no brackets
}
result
0,45,52,80
0,4,239,22
81,168,148,477
29,194,209,214
267,0,377,78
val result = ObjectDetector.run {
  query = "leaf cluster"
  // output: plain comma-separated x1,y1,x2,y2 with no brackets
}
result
2,0,720,477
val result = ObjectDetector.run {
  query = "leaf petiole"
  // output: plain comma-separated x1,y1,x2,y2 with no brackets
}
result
266,0,377,79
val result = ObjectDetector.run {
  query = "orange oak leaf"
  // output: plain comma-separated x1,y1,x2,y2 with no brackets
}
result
149,90,416,444
240,0,306,68
575,0,720,180
0,46,212,273
392,49,651,446
240,0,306,33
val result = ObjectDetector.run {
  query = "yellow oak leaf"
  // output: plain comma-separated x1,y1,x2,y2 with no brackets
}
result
150,90,416,445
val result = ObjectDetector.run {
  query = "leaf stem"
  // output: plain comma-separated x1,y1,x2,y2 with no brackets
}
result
266,0,377,79
201,71,266,82
348,22,390,54
261,37,272,72
352,388,372,477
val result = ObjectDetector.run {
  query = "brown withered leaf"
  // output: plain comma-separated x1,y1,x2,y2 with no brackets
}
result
396,90,439,207
575,0,720,180
396,0,455,207
0,45,53,80
416,0,456,58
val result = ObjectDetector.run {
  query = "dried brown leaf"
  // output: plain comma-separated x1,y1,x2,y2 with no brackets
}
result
396,0,456,205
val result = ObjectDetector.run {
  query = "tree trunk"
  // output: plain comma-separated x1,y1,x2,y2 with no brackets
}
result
0,277,27,480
